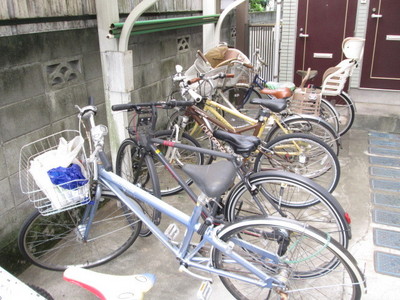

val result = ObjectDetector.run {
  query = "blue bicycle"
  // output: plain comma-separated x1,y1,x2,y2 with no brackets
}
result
19,98,366,299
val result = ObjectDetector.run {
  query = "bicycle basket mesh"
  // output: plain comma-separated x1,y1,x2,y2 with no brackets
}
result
19,130,91,216
290,87,321,116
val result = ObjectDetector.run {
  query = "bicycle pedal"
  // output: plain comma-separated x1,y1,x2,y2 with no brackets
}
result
197,281,212,300
165,223,180,241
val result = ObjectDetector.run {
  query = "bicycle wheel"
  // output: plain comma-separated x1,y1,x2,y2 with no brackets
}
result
254,133,340,193
322,91,355,136
320,98,340,133
18,192,141,271
266,115,340,155
212,217,365,300
224,170,350,247
115,139,161,237
153,129,204,196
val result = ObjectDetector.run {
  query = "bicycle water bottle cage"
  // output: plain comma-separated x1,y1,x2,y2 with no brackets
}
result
182,160,236,198
213,130,261,158
250,98,287,113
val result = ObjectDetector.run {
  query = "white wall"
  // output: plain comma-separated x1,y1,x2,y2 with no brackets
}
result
279,0,298,82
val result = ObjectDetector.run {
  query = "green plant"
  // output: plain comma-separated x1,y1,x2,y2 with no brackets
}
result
249,0,268,12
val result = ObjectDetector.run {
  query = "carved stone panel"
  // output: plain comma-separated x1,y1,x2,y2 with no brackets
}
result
43,56,83,91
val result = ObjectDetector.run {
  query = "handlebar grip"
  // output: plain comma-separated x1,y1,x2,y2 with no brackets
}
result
166,100,195,108
99,151,113,171
111,103,136,111
188,89,202,102
225,73,235,78
187,77,202,85
88,96,94,105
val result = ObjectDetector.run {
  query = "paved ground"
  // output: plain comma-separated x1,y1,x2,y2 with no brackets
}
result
18,112,400,299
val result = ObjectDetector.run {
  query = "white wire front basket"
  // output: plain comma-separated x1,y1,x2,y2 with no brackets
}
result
19,130,91,216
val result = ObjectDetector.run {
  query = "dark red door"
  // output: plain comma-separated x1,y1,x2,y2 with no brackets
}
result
360,0,400,90
294,0,358,86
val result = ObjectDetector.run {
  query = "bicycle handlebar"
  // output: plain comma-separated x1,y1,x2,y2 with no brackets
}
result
76,98,113,172
187,73,235,85
111,100,195,112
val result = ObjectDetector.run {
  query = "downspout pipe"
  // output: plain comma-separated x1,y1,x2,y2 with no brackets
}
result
214,0,245,46
273,0,282,80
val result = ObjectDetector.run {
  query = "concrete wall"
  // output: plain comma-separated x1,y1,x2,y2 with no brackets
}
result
249,11,276,25
0,28,106,271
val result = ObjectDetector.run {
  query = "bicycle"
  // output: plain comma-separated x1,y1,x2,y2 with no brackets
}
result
113,99,350,245
167,69,341,193
116,108,204,198
173,65,341,156
18,97,365,299
18,98,347,271
217,47,358,136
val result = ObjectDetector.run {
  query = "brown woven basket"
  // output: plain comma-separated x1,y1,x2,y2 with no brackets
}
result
290,87,321,115
290,67,321,115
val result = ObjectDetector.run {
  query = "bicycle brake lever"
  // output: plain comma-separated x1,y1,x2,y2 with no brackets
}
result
76,105,97,119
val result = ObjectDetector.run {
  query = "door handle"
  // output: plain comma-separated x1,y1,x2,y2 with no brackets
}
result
371,13,382,18
299,33,309,38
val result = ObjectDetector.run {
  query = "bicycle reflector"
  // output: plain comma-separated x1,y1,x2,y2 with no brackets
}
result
344,212,351,224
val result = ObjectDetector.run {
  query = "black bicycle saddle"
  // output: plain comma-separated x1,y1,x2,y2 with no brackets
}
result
213,130,261,158
182,160,237,198
250,97,287,113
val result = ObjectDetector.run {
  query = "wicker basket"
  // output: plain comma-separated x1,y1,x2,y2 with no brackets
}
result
19,130,90,216
290,67,321,115
290,87,321,115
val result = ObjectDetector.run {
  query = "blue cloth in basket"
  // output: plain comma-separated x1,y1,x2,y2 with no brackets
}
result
47,164,88,190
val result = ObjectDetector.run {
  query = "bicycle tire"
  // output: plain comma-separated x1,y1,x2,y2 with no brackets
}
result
115,138,161,237
27,284,54,300
320,98,340,133
212,217,365,300
154,129,204,196
18,192,141,271
266,115,340,155
254,133,340,193
224,170,350,248
322,91,355,136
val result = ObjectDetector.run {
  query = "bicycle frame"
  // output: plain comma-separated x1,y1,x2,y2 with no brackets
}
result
214,74,265,113
184,100,299,156
97,160,281,289
217,73,267,110
188,100,280,138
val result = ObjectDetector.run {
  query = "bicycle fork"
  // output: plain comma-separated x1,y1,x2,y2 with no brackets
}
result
235,160,288,218
76,183,102,241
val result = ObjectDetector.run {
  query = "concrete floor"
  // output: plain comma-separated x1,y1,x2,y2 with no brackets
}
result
18,110,400,299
